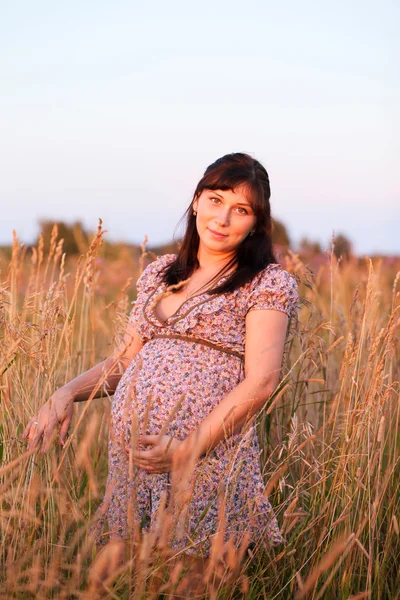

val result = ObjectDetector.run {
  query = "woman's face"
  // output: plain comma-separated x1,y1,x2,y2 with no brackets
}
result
192,184,257,255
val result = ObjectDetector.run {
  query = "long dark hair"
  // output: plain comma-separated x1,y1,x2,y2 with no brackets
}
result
162,152,278,295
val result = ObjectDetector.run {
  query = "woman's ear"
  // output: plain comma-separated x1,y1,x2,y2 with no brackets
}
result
192,198,198,212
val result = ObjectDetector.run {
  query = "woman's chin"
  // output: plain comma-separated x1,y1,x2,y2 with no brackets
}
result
199,240,237,256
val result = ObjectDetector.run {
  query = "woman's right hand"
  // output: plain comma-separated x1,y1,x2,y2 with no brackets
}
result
22,391,74,453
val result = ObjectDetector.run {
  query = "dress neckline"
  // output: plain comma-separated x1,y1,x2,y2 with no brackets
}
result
152,291,212,326
145,272,231,327
143,260,282,328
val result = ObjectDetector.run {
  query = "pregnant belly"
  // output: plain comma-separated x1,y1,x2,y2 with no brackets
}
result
113,336,243,440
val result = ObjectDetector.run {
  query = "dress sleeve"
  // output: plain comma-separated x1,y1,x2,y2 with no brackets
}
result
128,253,176,327
246,265,299,319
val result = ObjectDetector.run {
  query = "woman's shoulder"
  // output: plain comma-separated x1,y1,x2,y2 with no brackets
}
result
149,252,177,272
250,262,297,288
136,253,177,292
245,263,299,318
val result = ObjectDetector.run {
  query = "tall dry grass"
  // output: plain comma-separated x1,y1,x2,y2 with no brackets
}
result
0,223,399,599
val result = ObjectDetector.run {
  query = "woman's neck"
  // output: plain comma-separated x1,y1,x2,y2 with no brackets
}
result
196,247,236,271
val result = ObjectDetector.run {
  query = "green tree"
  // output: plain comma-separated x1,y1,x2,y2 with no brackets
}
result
333,233,353,261
37,220,88,255
299,237,322,256
272,218,290,247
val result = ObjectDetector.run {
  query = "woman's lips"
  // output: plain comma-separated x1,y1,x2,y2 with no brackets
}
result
208,228,228,238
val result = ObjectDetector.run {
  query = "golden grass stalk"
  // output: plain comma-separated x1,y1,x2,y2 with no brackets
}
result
0,228,399,598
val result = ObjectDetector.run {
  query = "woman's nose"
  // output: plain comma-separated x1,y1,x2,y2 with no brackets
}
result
215,207,230,226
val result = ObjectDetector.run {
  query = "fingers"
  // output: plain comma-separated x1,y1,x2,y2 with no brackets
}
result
132,448,155,460
59,415,72,447
41,420,58,453
133,461,163,473
27,420,45,451
138,435,159,446
137,463,157,473
22,417,36,439
129,447,164,472
25,415,57,453
23,399,73,453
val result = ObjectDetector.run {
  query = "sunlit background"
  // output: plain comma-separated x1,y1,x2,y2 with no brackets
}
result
1,0,398,255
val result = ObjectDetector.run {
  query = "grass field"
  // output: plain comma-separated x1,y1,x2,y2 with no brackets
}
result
1,223,399,599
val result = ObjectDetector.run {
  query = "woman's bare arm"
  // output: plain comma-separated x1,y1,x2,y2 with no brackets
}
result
68,319,144,402
23,318,143,451
133,309,290,473
182,308,289,458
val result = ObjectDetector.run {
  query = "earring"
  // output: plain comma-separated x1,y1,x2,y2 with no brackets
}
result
249,230,255,236
193,210,197,216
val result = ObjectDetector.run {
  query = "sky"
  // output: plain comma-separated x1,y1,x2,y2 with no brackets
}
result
1,0,399,255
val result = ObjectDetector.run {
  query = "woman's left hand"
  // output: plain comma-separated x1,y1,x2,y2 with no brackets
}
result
130,434,183,474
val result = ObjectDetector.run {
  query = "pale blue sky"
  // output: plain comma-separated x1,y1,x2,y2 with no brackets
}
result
1,0,398,255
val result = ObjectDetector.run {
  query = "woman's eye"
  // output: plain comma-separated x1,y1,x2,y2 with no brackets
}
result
209,198,248,215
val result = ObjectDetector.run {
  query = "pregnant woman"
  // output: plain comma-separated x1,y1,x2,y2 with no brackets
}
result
23,152,299,582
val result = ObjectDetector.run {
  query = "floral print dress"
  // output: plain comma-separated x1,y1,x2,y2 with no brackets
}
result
92,253,299,556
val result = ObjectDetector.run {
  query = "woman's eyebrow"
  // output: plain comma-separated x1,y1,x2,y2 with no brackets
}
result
212,191,252,207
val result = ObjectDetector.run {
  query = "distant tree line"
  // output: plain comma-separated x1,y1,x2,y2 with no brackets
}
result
0,219,354,263
299,233,353,261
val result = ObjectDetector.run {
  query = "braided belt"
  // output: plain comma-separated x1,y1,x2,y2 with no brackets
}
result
148,332,244,361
